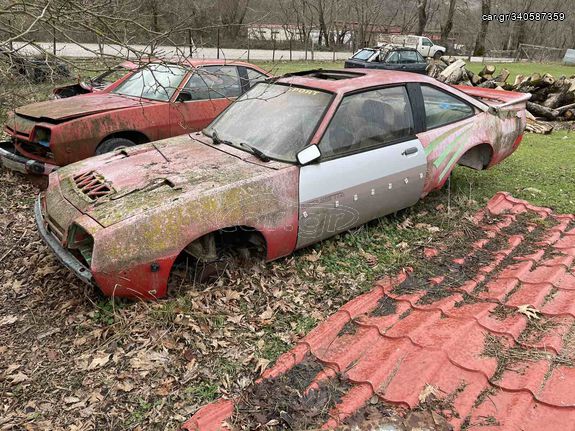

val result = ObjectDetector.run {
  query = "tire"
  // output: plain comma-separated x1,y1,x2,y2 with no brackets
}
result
96,137,136,155
433,51,444,60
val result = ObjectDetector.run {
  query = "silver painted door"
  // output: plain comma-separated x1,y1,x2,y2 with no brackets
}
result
296,86,427,249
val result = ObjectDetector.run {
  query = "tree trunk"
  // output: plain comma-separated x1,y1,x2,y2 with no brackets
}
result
416,0,428,35
317,0,329,48
473,0,491,56
440,0,457,46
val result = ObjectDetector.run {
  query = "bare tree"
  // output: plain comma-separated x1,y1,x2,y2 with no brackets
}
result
440,0,457,46
416,0,427,35
473,0,490,56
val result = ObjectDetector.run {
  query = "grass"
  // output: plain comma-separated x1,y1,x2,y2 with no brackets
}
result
466,62,575,82
254,60,575,83
451,131,575,213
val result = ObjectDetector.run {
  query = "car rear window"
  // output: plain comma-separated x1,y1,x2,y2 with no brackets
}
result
352,49,376,61
421,85,475,129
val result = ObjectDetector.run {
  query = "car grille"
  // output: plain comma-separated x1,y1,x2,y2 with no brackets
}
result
46,213,65,242
18,141,54,160
73,171,114,201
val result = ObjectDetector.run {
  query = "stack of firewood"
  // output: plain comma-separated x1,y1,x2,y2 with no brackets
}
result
427,57,575,134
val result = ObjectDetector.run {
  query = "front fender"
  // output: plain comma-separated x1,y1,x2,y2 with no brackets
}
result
89,167,300,298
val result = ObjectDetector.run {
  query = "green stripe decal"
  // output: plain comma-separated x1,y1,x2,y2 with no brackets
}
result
424,123,470,156
432,127,472,168
439,144,469,181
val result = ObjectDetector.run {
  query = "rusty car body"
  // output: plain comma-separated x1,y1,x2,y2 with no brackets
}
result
36,69,530,299
0,59,270,175
52,61,137,99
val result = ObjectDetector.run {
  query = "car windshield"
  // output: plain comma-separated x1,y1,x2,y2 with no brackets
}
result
204,83,331,163
112,64,187,101
352,49,376,61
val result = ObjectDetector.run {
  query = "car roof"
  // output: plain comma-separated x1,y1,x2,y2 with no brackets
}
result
275,69,438,94
138,57,271,76
360,45,419,52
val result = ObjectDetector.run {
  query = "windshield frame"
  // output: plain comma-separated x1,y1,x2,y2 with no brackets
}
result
111,63,188,102
204,82,335,164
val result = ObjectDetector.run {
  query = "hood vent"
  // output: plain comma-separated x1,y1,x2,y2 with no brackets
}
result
73,171,114,201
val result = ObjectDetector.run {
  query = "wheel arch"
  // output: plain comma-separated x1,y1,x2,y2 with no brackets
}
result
98,130,150,148
457,142,494,170
168,225,269,275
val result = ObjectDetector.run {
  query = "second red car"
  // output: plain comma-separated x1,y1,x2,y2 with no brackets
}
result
0,59,270,175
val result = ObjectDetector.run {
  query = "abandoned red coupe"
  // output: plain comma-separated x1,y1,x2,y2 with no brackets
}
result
0,59,270,175
36,69,529,299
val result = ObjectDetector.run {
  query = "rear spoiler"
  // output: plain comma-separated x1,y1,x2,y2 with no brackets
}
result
453,85,531,111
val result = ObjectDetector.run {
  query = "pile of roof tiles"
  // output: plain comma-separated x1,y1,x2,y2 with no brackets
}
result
182,192,575,431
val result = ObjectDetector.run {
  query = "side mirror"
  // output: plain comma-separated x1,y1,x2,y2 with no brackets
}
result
176,89,193,102
297,145,321,165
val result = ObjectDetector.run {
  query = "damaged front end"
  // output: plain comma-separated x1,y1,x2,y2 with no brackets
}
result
35,194,94,286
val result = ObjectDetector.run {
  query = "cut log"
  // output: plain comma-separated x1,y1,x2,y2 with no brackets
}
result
528,73,542,86
478,64,496,79
526,118,553,134
438,59,466,84
563,109,575,121
557,102,575,115
478,80,497,89
426,62,446,79
527,101,559,120
494,68,510,83
513,74,526,86
542,92,565,109
542,73,555,86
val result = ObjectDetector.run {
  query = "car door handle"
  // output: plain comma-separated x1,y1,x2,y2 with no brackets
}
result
402,147,418,156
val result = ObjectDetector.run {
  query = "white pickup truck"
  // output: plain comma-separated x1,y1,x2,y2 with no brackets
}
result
378,34,446,59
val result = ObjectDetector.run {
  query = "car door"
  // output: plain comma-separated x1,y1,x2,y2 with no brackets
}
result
170,65,241,135
399,50,424,73
296,86,427,249
419,38,433,57
382,51,401,70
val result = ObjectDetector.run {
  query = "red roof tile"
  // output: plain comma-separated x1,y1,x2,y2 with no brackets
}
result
182,192,575,430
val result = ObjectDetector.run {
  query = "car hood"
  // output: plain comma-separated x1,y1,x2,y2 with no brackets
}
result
14,93,155,122
56,135,289,227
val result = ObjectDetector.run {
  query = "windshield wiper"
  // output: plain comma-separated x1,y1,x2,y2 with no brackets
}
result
205,129,232,146
239,142,270,162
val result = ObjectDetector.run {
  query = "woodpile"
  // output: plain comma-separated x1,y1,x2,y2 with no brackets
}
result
427,57,575,133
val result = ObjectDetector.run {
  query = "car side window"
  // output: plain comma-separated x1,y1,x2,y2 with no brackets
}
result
319,86,414,158
386,52,399,64
246,68,267,87
416,52,426,62
422,38,433,47
184,65,241,100
421,85,475,129
399,51,418,63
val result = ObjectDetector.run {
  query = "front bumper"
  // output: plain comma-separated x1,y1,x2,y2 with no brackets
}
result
0,140,58,175
34,194,94,286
